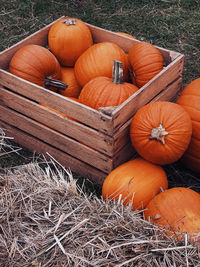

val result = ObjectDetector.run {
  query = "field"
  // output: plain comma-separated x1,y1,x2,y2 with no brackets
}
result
0,1,200,266
0,0,199,195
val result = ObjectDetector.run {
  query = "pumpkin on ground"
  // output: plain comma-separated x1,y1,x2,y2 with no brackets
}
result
48,17,93,67
176,78,200,173
74,42,129,87
9,44,67,92
128,41,163,87
129,101,192,165
59,67,82,98
102,157,168,211
144,187,200,242
78,60,138,109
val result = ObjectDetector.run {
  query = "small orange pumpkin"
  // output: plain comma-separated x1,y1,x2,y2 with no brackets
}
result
144,187,200,242
74,42,129,87
9,44,67,92
102,157,168,210
59,67,82,98
128,41,163,87
48,18,93,67
78,60,138,109
176,78,200,173
130,101,192,165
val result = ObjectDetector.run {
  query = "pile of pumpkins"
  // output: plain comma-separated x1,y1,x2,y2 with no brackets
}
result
103,78,200,243
9,17,164,108
8,18,200,242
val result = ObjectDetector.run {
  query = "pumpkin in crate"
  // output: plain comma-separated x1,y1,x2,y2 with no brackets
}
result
176,78,200,173
9,44,67,92
144,187,200,242
128,41,164,87
74,42,129,87
130,101,192,165
78,60,138,109
48,17,93,67
102,157,168,210
59,67,82,98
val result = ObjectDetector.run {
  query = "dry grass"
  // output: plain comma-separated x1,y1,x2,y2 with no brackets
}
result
0,159,200,267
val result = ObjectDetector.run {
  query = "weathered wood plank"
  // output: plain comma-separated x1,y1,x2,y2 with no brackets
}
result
0,70,113,135
0,105,113,173
0,120,107,185
0,86,114,155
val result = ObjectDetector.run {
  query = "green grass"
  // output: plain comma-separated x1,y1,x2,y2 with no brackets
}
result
0,0,199,194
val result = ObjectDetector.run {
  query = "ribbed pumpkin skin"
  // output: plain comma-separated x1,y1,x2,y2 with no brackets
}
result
48,18,93,66
102,158,168,210
130,101,192,165
78,76,138,109
9,44,61,89
74,42,129,87
60,67,82,98
144,187,200,242
176,78,200,172
128,42,163,87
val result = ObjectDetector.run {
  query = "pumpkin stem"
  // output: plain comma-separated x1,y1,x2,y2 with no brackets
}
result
112,60,124,84
149,123,168,144
44,77,68,91
63,18,76,26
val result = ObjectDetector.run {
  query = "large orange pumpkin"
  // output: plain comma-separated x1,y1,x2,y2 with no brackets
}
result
78,60,138,109
59,67,82,98
128,41,163,87
9,44,67,92
176,78,200,173
48,18,93,67
130,101,192,165
74,42,129,87
102,157,168,210
144,187,200,242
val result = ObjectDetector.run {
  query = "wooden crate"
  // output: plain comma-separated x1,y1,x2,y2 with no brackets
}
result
0,17,184,184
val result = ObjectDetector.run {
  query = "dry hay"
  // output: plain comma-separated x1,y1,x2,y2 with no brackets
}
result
0,128,21,159
0,158,199,267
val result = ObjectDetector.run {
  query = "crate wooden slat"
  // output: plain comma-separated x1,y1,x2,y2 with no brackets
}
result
0,105,113,173
0,120,106,185
0,86,113,155
0,16,184,184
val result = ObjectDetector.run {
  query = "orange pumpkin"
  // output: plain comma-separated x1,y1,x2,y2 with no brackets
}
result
128,41,163,87
9,44,67,92
130,101,192,165
102,157,168,210
176,78,200,173
78,60,138,109
59,67,82,98
116,32,136,39
74,42,129,87
48,18,93,67
144,187,200,242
